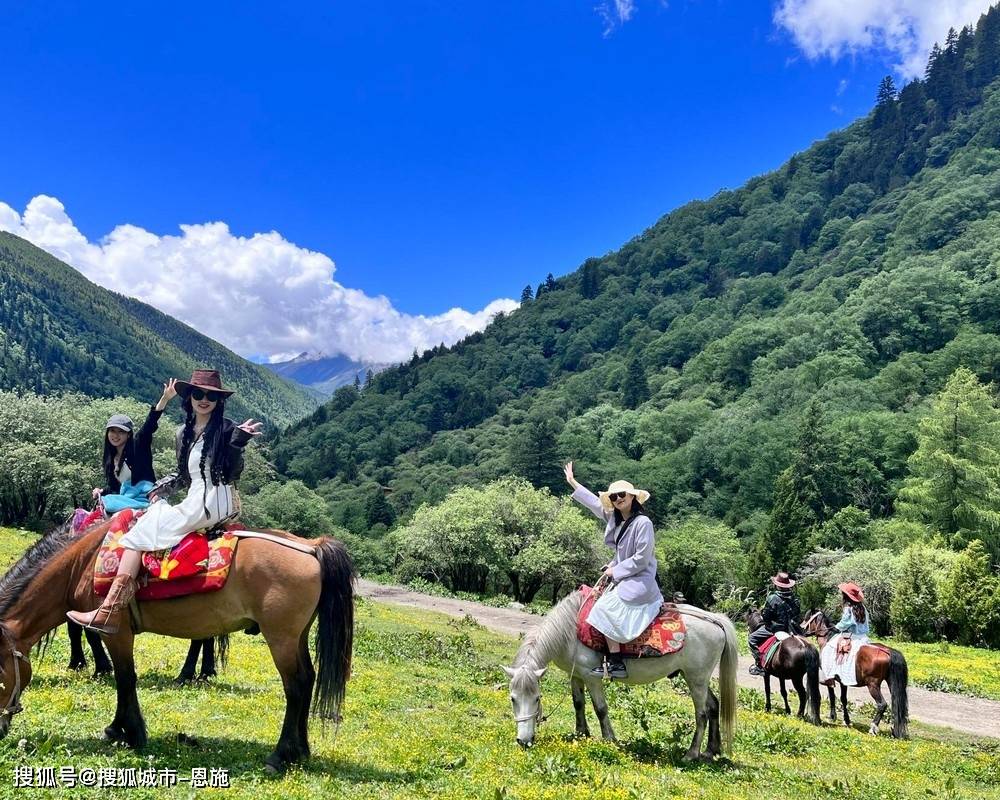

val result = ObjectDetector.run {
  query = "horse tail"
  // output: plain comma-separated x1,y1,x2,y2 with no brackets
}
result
312,537,356,721
803,641,821,724
888,648,909,739
717,612,738,755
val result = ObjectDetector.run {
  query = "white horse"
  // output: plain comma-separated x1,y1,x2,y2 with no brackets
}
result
503,590,738,760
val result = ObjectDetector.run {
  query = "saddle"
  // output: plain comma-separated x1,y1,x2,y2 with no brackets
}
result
757,631,792,669
576,585,686,658
93,509,239,601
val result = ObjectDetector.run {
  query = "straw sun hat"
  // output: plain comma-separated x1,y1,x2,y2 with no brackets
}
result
598,480,651,512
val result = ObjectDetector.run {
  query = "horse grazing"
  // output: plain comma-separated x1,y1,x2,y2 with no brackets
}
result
503,591,738,761
746,610,821,724
800,610,909,738
0,518,355,773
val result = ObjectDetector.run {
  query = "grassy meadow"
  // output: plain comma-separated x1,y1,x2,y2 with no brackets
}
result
0,528,997,799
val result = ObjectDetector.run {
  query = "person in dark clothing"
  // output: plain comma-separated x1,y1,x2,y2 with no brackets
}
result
748,571,802,676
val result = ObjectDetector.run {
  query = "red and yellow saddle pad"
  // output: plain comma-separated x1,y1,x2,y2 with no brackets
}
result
576,585,686,658
93,509,239,601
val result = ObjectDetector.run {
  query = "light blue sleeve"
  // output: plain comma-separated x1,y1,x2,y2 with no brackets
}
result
834,606,856,634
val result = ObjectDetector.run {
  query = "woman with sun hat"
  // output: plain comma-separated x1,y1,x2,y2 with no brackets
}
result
68,369,263,635
564,461,662,679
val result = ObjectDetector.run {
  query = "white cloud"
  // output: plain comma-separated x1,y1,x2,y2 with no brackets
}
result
773,1,993,79
0,195,518,364
597,0,636,36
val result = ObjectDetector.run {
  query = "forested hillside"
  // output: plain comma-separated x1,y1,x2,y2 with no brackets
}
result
0,233,318,426
272,6,1000,574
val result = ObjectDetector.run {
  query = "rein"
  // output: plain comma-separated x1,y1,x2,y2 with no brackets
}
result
1,645,26,719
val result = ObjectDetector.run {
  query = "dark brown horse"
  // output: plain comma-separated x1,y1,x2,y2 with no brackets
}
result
0,518,354,773
746,610,821,723
801,610,909,738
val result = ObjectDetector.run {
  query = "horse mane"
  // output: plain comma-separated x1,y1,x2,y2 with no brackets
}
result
513,589,583,674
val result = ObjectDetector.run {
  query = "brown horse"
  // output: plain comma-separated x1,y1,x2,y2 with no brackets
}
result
746,610,821,724
800,610,909,738
0,518,354,773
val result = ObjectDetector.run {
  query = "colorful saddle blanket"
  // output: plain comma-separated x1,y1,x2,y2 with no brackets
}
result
758,631,796,669
577,585,686,658
93,509,238,601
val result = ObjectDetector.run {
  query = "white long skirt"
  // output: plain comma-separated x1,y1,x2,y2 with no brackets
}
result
118,438,235,551
586,586,662,644
820,635,869,686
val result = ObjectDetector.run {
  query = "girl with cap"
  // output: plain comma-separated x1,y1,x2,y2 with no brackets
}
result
820,582,870,684
68,370,262,635
68,380,178,674
91,379,178,502
564,461,662,679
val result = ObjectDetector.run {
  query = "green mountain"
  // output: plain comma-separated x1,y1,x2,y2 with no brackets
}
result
275,12,1000,539
0,233,319,427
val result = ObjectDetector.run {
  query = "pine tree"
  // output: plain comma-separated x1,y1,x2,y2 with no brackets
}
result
621,354,650,409
876,75,897,106
508,411,562,490
544,273,557,292
353,373,361,391
897,367,1000,564
365,488,396,528
535,283,544,300
364,368,374,389
520,285,534,303
581,260,601,299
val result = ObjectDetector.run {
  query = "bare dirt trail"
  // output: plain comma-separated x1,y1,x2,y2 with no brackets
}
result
357,579,1000,739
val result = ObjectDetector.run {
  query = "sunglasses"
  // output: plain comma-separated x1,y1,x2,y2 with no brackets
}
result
189,389,221,403
609,492,629,501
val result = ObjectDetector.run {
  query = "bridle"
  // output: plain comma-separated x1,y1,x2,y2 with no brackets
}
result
801,611,832,641
0,645,26,720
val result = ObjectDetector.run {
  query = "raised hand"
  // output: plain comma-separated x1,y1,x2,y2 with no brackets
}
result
563,461,578,488
237,419,264,437
157,378,179,411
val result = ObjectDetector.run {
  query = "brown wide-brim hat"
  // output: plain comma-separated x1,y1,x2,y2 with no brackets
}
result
771,571,796,589
175,369,236,399
838,582,865,603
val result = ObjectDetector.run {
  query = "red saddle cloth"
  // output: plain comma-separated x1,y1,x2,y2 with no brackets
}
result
93,509,239,601
758,635,780,668
577,585,686,658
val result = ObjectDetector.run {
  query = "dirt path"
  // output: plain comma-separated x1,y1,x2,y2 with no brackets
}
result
358,579,1000,740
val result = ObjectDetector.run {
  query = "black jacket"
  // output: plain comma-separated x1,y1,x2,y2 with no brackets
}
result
762,590,801,634
102,405,163,495
173,418,251,488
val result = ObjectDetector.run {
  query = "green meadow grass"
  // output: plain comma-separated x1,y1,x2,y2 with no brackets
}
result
0,528,997,799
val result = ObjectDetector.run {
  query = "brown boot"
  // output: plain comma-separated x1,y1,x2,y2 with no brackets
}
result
66,574,138,635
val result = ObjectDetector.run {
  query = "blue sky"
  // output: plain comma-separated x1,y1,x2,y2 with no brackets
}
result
0,1,990,362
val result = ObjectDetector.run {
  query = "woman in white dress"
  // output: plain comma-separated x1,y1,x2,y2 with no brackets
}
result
68,369,262,635
820,582,871,685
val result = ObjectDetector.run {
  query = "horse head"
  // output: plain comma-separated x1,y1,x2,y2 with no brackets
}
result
746,608,764,630
800,608,829,637
0,626,31,740
501,664,546,747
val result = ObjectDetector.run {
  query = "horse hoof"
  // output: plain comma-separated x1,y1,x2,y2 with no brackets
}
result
264,755,286,774
68,661,87,672
197,672,217,682
103,725,126,743
681,751,699,763
173,675,194,686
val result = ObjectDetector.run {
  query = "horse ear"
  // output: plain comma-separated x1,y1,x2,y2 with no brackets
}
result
532,667,547,679
500,665,516,678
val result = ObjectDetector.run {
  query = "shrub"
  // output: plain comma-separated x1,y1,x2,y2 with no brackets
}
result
938,540,1000,647
807,548,901,635
890,543,956,642
655,515,745,607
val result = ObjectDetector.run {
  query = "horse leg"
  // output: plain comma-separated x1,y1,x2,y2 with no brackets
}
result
779,677,791,714
262,630,312,772
198,638,217,680
792,674,806,718
682,677,710,762
86,629,114,676
763,672,772,712
175,640,201,684
102,631,147,749
867,681,888,736
827,682,836,720
840,683,851,728
67,621,86,670
585,679,616,741
705,689,722,759
571,677,590,737
296,631,315,759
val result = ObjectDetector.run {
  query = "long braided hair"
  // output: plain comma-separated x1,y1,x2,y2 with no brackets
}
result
102,429,134,489
178,395,232,517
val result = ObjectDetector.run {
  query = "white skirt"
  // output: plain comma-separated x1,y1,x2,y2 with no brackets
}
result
586,587,662,644
820,635,869,686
